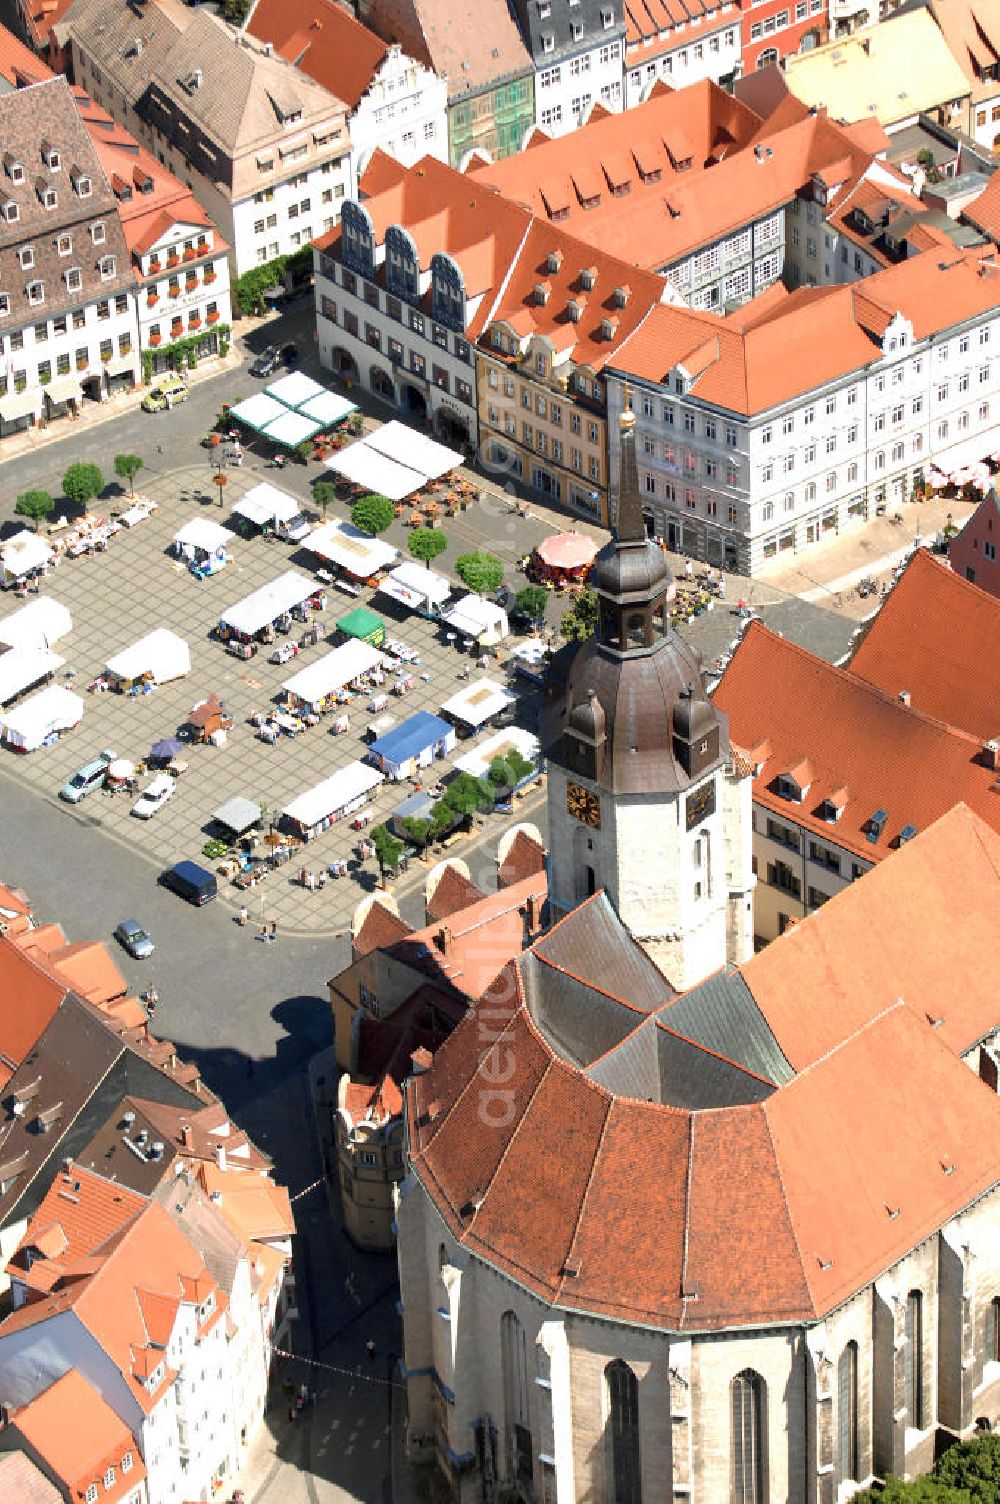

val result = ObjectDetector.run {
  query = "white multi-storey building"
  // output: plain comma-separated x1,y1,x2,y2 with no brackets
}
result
510,0,626,135
246,0,448,175
62,0,353,276
608,245,1000,573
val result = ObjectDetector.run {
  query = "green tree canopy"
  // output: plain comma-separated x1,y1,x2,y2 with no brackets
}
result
409,527,448,563
371,823,404,879
62,462,104,510
442,771,493,818
114,453,143,497
351,493,395,536
455,551,504,595
312,480,336,520
559,585,598,641
515,584,549,622
14,490,55,530
400,816,431,847
932,1434,1000,1501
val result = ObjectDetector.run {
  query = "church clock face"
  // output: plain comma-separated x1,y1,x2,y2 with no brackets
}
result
566,781,601,828
686,781,716,830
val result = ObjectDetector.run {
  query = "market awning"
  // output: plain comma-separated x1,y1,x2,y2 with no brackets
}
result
1,531,53,577
299,390,356,428
0,646,64,706
174,519,231,552
282,762,384,829
337,606,385,644
220,570,316,637
328,442,425,501
364,420,462,480
233,482,302,528
44,374,83,404
453,727,539,778
305,521,398,577
536,531,598,570
212,796,262,835
230,392,287,431
103,353,136,378
282,640,387,702
0,388,41,423
0,597,72,650
1,684,82,750
440,678,516,728
260,409,322,448
265,371,326,408
378,562,452,611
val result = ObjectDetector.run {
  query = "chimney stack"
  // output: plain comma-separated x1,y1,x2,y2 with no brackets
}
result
215,1144,227,1173
898,689,911,706
181,1123,193,1148
526,893,545,934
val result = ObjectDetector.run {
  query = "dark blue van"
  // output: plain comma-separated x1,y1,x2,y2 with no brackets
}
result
163,860,218,906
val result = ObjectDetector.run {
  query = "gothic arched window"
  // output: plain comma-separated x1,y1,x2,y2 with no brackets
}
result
605,1360,641,1504
905,1291,924,1430
501,1311,532,1485
837,1341,859,1483
731,1369,767,1504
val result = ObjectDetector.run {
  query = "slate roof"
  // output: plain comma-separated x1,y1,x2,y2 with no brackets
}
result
408,805,1000,1332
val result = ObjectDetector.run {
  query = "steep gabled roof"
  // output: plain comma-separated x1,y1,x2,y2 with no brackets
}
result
847,547,1000,740
247,0,389,111
362,0,532,98
13,1370,145,1504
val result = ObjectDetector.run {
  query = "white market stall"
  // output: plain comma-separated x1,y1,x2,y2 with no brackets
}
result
0,531,54,589
282,640,388,714
0,646,64,706
327,442,424,502
453,726,539,779
0,597,72,650
106,628,191,691
1,684,82,751
378,562,452,616
232,482,303,531
260,408,322,449
172,519,231,577
228,392,287,432
299,389,357,428
219,570,316,643
365,421,462,480
305,521,398,580
282,761,384,839
442,594,509,646
440,677,516,735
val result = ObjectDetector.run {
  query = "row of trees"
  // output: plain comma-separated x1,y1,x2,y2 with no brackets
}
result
854,1434,1000,1501
14,455,145,530
370,753,536,880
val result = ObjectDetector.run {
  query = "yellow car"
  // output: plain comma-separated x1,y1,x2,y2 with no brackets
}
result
141,376,189,412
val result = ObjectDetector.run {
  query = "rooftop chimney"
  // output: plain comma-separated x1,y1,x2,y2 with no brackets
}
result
898,689,911,706
181,1123,193,1148
215,1144,227,1173
434,924,452,957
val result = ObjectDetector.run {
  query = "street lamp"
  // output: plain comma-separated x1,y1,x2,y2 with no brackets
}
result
214,467,228,509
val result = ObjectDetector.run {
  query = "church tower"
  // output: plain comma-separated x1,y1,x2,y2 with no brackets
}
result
540,405,755,992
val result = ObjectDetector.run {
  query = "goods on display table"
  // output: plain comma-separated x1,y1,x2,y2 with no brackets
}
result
377,562,452,618
218,570,317,646
281,761,385,840
367,710,456,781
304,520,398,581
0,646,65,707
232,482,303,534
282,639,388,716
173,519,232,578
105,629,191,693
383,638,421,663
439,677,517,736
117,497,157,529
0,596,72,651
336,606,386,648
1,684,82,751
442,594,509,647
452,726,540,780
0,530,54,590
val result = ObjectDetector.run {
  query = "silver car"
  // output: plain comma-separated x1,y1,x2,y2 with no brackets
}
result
114,918,155,959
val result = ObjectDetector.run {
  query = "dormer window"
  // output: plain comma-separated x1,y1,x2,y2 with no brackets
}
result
72,171,92,198
542,33,555,52
91,222,105,245
580,267,596,291
602,7,614,25
2,200,18,224
19,246,34,270
99,255,116,280
567,298,583,323
613,285,629,308
56,233,71,256
64,267,82,293
27,281,44,305
0,294,9,317
42,187,57,210
42,142,60,171
545,249,562,274
7,158,24,185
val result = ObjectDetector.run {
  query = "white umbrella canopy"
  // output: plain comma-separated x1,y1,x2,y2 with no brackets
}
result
107,757,134,779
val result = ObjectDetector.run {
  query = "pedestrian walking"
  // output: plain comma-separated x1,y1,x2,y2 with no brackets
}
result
366,1339,376,1360
237,905,249,927
271,920,278,943
260,923,269,942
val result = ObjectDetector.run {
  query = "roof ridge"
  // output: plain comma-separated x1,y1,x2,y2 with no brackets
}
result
464,1051,557,1238
551,1089,615,1302
652,1018,779,1088
759,1102,816,1318
531,945,662,1015
780,992,908,1078
678,1112,696,1328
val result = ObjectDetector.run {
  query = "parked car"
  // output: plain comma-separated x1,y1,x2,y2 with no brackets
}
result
59,748,116,803
114,918,155,959
141,377,189,412
162,860,218,906
249,347,281,379
131,773,175,820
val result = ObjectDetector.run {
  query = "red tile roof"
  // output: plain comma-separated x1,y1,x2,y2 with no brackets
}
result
247,0,385,110
14,1371,146,1504
614,244,1000,415
352,897,413,957
847,547,1000,741
408,805,1000,1330
362,0,531,98
963,168,1000,243
497,827,546,888
713,619,1000,860
389,870,547,1000
425,863,486,923
0,936,67,1072
0,17,58,77
9,1164,147,1295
